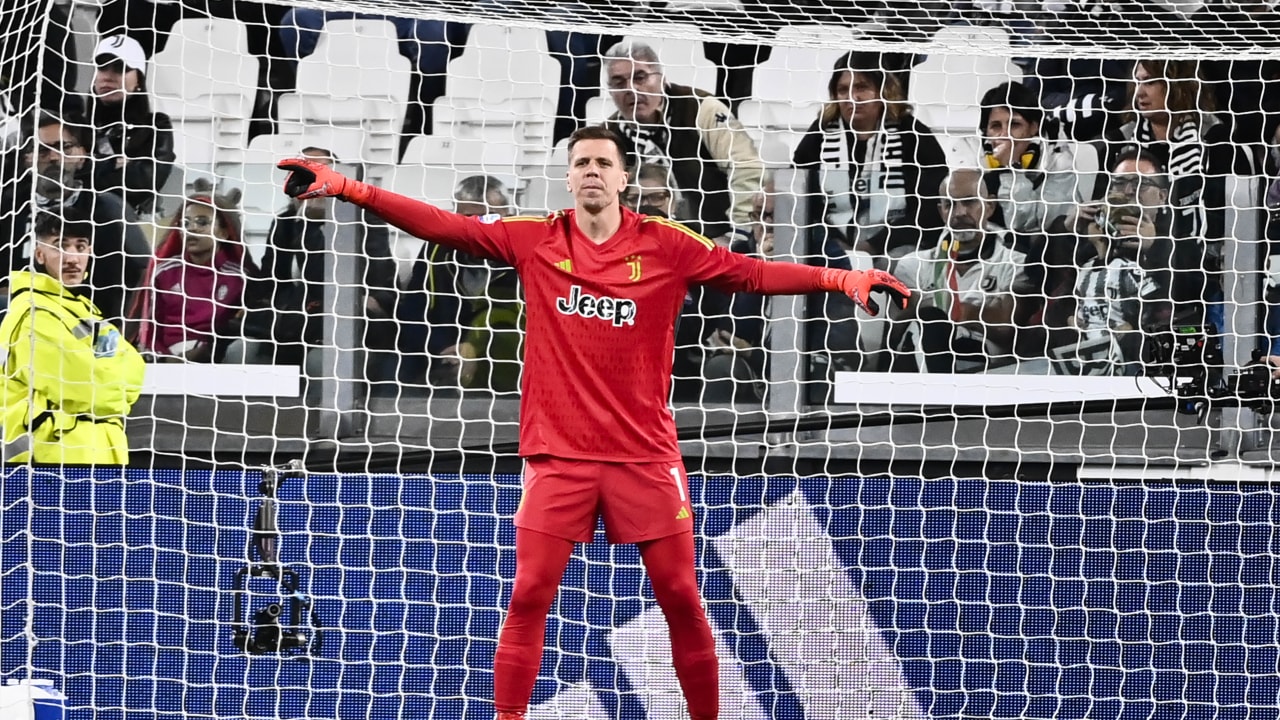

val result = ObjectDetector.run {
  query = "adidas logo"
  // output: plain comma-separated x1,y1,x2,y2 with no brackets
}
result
675,506,690,520
554,259,572,273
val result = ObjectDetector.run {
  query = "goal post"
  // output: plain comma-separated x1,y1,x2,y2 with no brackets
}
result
4,1,1280,719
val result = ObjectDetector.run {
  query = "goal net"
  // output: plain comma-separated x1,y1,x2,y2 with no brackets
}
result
3,0,1280,718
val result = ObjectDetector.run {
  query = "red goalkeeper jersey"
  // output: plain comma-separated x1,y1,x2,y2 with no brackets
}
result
363,188,827,462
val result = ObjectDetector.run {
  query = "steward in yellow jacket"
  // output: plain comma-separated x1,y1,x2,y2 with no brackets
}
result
0,211,146,464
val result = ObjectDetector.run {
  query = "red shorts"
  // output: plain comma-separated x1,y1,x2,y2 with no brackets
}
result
514,456,694,544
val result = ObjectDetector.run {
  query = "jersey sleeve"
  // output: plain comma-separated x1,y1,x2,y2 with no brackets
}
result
359,186,536,266
656,218,825,295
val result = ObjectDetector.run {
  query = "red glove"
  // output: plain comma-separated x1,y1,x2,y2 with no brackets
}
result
818,268,911,316
276,158,372,204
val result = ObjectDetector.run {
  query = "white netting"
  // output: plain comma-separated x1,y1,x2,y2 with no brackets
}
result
4,0,1280,719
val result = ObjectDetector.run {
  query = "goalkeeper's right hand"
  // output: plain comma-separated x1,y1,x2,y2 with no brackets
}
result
277,158,372,204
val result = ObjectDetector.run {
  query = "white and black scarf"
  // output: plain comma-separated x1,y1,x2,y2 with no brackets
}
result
617,123,668,169
1132,115,1204,180
817,118,908,247
1130,114,1211,241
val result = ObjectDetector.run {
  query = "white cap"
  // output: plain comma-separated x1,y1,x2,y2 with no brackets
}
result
94,35,147,72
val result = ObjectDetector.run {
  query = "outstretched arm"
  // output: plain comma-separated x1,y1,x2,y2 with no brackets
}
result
277,158,521,266
674,229,910,316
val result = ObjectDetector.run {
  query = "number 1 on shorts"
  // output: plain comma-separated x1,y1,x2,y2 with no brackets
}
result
670,467,686,502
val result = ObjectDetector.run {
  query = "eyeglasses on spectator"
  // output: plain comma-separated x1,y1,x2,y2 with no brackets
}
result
37,141,82,157
608,70,659,90
1109,173,1170,194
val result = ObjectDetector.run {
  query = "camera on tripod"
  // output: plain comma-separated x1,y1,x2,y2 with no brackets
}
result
229,461,321,657
231,564,317,655
1147,325,1280,412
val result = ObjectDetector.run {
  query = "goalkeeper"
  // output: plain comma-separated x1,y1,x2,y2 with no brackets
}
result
278,126,909,720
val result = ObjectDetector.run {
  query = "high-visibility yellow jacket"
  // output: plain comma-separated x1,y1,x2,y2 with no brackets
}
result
0,271,145,465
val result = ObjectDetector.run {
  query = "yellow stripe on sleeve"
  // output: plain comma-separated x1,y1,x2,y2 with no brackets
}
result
642,216,716,250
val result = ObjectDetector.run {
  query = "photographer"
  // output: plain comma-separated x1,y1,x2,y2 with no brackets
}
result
1065,147,1203,375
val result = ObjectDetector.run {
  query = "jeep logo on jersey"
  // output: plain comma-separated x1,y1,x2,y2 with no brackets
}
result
556,285,637,327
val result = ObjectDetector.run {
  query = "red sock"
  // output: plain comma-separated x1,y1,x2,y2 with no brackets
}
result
639,531,719,720
493,528,576,716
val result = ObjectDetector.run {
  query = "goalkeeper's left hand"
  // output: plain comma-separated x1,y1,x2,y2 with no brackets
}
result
818,268,911,317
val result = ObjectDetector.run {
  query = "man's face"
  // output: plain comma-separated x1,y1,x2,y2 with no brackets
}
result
621,177,673,217
300,149,334,219
35,234,91,287
939,172,992,246
567,139,629,214
1106,157,1169,227
32,123,86,197
984,106,1039,169
93,61,140,104
834,71,883,129
606,59,664,124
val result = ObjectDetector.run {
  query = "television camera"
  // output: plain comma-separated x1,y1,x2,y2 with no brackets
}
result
1148,325,1280,415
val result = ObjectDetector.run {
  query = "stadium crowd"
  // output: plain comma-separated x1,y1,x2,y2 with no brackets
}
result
4,0,1280,406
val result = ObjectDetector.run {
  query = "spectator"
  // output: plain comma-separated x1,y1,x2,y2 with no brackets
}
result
0,209,145,465
397,175,522,392
87,34,176,217
792,50,948,264
622,163,684,219
128,180,257,362
0,112,151,328
1118,60,1233,244
602,40,765,244
888,168,1033,373
979,80,1101,237
1050,60,1232,334
1051,60,1231,241
1061,148,1204,376
95,0,295,139
237,147,397,375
